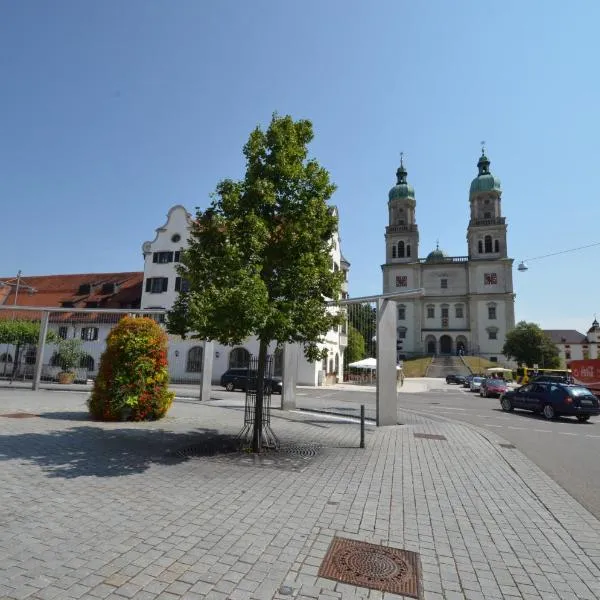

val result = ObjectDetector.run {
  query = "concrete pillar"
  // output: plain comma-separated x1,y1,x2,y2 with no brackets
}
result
376,298,398,426
32,311,49,392
199,340,214,402
281,342,299,410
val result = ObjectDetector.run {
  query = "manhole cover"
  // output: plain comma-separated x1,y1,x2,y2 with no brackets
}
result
499,443,516,449
413,433,446,441
0,413,38,419
319,537,422,598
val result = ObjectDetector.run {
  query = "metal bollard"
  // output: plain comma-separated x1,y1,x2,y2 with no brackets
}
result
360,404,365,449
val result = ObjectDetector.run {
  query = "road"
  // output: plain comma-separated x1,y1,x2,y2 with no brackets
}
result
198,381,600,520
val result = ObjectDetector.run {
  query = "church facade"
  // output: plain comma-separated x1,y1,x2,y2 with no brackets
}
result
382,151,516,362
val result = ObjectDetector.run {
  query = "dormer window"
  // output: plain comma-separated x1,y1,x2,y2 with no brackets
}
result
77,283,91,295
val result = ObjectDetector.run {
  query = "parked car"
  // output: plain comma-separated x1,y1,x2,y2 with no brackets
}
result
446,374,466,385
469,376,485,392
220,368,282,394
480,378,508,398
462,375,474,388
500,382,600,422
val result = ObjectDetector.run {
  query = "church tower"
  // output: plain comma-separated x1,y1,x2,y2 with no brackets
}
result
385,156,419,263
466,149,507,259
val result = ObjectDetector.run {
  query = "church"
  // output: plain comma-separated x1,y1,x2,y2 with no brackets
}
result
382,150,516,362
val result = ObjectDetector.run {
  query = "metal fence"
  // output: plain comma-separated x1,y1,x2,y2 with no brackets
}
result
0,306,207,391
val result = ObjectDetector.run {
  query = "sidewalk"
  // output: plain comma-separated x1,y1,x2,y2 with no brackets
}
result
1,389,599,600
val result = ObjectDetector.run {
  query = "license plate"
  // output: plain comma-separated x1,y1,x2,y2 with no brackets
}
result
580,399,594,406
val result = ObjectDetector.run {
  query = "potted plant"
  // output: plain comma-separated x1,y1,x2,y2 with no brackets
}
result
54,339,86,384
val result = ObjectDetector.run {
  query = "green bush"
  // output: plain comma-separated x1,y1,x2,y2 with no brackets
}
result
88,316,174,421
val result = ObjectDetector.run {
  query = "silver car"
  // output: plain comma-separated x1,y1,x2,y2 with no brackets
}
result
469,376,485,392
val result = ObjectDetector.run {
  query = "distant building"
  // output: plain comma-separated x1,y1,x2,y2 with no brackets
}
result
382,151,516,362
544,319,600,363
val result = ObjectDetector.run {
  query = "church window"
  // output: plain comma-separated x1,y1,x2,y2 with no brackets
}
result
398,305,406,320
398,220,405,225
484,273,497,285
484,212,491,219
488,329,498,340
478,240,483,253
441,278,448,289
494,239,500,252
396,275,407,287
484,198,490,205
398,241,405,258
455,305,464,319
398,327,407,339
488,304,497,320
484,235,493,253
406,244,411,257
392,246,397,258
427,305,435,319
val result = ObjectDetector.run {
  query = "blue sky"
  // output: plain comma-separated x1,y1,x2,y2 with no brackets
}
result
1,1,599,334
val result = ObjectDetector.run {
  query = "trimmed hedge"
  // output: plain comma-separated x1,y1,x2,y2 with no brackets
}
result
88,316,174,421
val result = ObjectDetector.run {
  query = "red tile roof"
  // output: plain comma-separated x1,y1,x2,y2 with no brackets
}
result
0,272,143,321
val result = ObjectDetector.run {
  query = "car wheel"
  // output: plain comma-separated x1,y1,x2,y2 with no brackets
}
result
501,397,513,412
225,382,234,392
577,415,590,423
542,404,556,420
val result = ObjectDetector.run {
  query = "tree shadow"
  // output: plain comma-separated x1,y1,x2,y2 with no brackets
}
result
0,423,240,479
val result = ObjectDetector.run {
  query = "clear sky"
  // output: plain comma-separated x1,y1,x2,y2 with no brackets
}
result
2,1,599,334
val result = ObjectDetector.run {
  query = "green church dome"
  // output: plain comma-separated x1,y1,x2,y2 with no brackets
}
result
426,244,448,263
388,158,415,201
469,151,501,195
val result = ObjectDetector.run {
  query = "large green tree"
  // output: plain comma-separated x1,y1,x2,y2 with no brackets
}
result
167,114,343,451
344,324,367,369
502,321,560,368
347,303,376,357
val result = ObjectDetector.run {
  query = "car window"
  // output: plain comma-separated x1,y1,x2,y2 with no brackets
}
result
532,384,546,393
519,384,532,393
569,387,595,397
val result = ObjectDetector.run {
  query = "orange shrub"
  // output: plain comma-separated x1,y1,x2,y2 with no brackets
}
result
88,316,174,421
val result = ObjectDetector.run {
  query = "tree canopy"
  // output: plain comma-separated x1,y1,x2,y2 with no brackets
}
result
502,321,560,368
0,320,56,346
167,113,344,450
344,324,366,368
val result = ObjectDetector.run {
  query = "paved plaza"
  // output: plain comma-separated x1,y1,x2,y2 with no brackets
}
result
1,389,599,600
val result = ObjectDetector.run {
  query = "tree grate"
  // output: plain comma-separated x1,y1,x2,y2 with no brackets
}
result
413,433,447,441
319,537,423,598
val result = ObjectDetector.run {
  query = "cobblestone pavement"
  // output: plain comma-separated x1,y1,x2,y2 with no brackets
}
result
1,390,599,600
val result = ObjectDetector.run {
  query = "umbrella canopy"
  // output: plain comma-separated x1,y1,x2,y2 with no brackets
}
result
348,357,402,370
348,357,377,369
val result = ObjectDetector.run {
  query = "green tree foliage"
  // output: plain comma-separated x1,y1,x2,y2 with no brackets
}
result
502,321,560,368
347,303,376,357
0,320,56,345
167,114,343,451
344,324,366,368
88,317,174,421
53,339,86,373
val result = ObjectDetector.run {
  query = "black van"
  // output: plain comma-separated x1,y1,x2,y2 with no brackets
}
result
220,368,282,394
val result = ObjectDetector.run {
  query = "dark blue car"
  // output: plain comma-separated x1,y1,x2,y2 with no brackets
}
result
500,382,599,422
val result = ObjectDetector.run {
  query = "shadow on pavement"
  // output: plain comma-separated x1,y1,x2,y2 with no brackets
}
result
491,407,595,426
0,424,240,479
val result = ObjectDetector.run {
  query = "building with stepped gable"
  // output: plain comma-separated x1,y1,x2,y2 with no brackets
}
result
382,150,515,362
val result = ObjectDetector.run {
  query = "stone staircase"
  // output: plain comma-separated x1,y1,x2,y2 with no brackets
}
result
425,355,472,379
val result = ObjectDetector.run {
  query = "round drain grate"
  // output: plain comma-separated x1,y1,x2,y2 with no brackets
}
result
333,546,409,581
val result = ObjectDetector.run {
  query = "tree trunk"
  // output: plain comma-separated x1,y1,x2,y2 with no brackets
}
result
252,339,269,453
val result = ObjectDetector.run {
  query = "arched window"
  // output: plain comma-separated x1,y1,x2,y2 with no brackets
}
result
186,346,203,372
398,241,405,258
392,245,397,258
80,355,95,371
335,353,339,373
229,347,250,369
484,235,493,253
322,354,327,372
478,240,483,253
494,239,500,253
273,346,283,377
0,353,12,363
406,244,411,257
